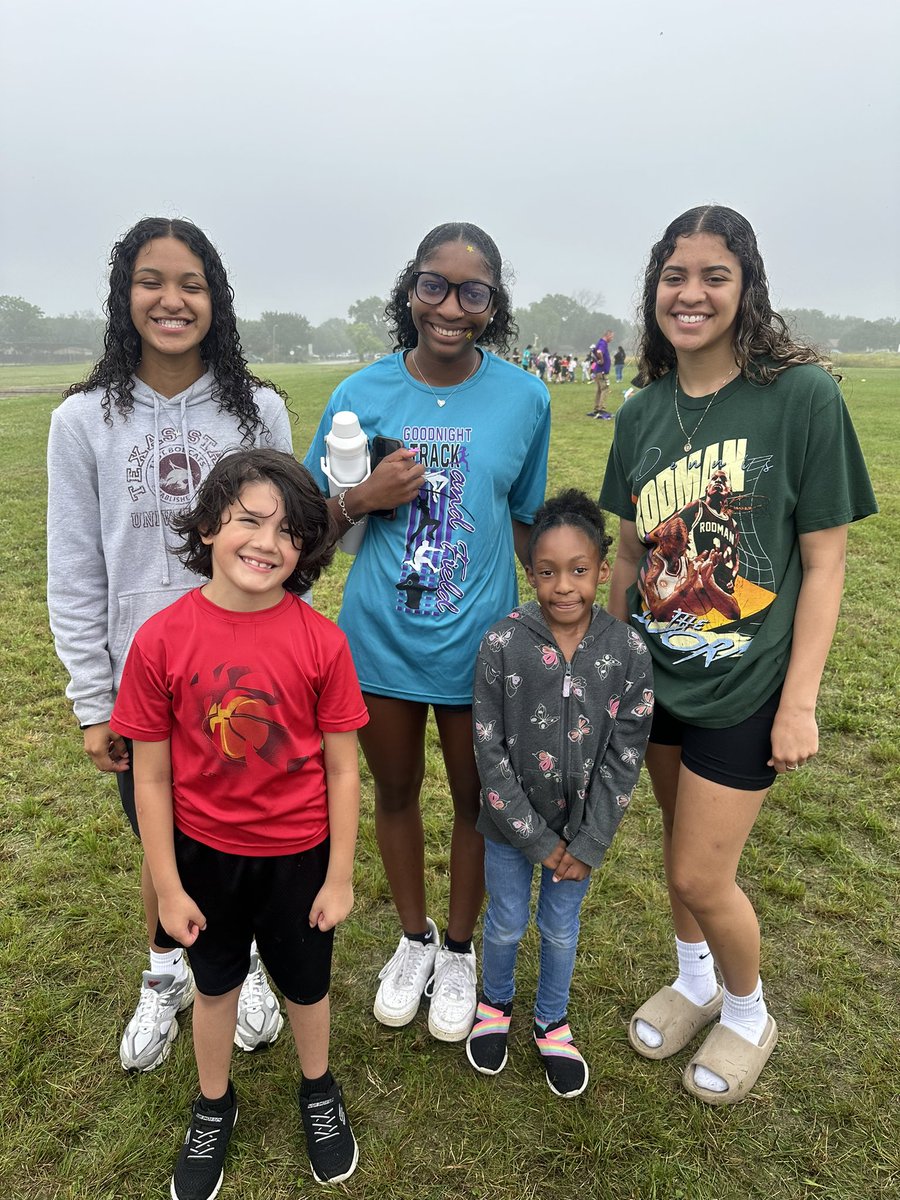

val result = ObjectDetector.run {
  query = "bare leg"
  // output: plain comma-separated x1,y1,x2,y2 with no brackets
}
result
667,766,769,996
141,855,170,954
286,995,330,1079
434,706,484,942
644,743,705,943
358,695,429,932
192,987,240,1098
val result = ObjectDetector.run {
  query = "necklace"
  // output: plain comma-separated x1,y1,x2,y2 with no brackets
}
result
673,368,737,452
410,350,479,407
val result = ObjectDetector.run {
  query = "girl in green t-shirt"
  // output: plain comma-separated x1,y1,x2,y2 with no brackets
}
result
600,205,876,1105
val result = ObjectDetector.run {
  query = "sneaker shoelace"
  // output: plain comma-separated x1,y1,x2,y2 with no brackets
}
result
306,1098,341,1144
433,951,474,1002
187,1120,225,1160
134,984,165,1033
242,966,269,1014
380,937,431,989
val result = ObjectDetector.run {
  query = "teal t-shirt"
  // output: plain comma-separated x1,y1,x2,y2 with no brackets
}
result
305,351,551,704
600,363,877,726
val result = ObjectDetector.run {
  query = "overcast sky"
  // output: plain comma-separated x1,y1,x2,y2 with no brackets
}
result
2,0,897,327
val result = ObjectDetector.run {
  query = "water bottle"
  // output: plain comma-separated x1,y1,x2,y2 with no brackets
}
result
321,411,370,554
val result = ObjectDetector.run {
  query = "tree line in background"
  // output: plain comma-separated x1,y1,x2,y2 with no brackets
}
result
1,292,897,365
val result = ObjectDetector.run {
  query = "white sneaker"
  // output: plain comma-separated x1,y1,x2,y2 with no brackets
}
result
426,944,478,1042
120,966,195,1072
234,952,284,1051
373,917,439,1027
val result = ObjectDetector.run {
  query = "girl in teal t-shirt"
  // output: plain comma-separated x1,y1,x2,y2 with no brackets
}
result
600,205,876,1105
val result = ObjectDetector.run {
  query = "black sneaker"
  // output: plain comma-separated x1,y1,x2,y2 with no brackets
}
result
533,1018,589,1098
299,1079,359,1184
465,997,512,1075
171,1086,237,1200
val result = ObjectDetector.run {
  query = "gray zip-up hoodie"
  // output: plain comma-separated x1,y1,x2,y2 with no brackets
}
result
47,372,292,726
473,600,653,868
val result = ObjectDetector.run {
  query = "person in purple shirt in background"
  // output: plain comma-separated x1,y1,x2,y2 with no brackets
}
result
588,330,614,419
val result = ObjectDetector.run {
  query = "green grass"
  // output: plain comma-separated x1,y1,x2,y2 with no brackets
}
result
0,363,898,1200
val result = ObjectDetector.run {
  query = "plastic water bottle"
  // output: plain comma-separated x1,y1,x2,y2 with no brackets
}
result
321,411,370,554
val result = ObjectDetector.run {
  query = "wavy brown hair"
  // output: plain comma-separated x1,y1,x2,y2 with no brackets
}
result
171,448,334,594
637,205,824,386
384,222,517,355
64,217,288,442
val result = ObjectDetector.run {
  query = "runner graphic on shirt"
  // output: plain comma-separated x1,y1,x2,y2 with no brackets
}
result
393,437,475,617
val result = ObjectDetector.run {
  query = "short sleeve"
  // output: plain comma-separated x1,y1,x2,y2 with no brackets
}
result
794,385,877,533
508,400,551,523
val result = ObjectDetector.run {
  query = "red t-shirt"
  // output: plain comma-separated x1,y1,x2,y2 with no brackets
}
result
112,589,368,856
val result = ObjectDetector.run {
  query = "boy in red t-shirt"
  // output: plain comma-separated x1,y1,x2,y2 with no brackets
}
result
112,449,367,1200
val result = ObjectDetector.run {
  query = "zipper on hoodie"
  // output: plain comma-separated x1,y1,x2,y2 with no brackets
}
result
560,658,574,819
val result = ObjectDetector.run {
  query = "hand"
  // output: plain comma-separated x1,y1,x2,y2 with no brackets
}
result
541,840,566,872
158,889,206,947
768,703,819,774
83,722,130,773
552,851,591,883
309,879,354,932
358,448,425,513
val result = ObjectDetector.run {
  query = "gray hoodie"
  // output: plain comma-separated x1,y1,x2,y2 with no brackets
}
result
47,372,292,726
473,600,653,868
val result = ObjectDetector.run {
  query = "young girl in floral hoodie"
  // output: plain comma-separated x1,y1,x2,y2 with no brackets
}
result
467,490,653,1097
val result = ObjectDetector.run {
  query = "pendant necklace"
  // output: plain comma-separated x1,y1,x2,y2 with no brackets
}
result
410,349,479,407
673,367,737,452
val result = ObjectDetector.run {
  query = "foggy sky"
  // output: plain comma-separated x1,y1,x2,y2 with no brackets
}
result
2,0,898,327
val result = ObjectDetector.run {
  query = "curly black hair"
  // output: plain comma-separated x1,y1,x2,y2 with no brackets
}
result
637,205,824,386
384,222,518,355
171,448,335,594
63,217,288,442
527,488,613,565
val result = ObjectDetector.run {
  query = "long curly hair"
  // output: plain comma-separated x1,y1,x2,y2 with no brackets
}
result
64,217,288,442
171,448,334,594
384,222,517,355
637,205,824,386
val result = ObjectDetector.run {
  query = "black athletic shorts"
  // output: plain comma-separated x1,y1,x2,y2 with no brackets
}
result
115,738,140,838
648,687,782,791
155,831,334,1004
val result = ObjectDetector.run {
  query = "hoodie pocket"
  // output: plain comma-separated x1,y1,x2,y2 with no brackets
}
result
111,589,187,674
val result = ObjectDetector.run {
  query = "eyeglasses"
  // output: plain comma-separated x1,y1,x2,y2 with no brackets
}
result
411,271,498,315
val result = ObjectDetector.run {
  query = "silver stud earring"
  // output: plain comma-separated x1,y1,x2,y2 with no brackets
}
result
406,301,411,308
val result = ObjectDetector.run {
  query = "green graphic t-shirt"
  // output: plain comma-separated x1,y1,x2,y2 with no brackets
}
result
600,363,877,727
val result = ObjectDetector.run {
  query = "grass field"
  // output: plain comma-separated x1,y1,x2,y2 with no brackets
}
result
0,361,897,1200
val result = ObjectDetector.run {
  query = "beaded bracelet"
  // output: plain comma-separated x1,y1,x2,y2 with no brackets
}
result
337,488,363,527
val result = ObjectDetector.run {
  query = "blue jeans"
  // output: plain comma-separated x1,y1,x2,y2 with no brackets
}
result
482,839,591,1025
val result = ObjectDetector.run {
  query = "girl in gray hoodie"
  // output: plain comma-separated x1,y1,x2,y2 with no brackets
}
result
467,490,653,1097
47,217,293,1074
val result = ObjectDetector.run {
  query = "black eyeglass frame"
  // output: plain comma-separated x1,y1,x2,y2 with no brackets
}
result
411,271,498,315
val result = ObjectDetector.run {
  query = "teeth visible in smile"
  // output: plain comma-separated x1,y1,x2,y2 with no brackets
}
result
155,318,189,328
676,314,707,324
241,556,274,570
432,325,465,337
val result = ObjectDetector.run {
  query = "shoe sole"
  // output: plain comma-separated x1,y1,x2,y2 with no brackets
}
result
310,1135,359,1184
428,1010,476,1042
465,1041,508,1075
234,1009,284,1052
373,998,421,1027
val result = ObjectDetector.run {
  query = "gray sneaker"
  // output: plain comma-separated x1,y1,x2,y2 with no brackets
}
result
120,966,195,1072
234,953,284,1051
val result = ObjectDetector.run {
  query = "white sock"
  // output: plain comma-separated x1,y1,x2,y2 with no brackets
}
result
693,978,768,1093
635,938,717,1049
149,948,187,981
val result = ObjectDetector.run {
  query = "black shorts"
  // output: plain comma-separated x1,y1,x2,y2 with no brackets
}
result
116,738,140,838
648,688,781,792
155,831,334,1004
